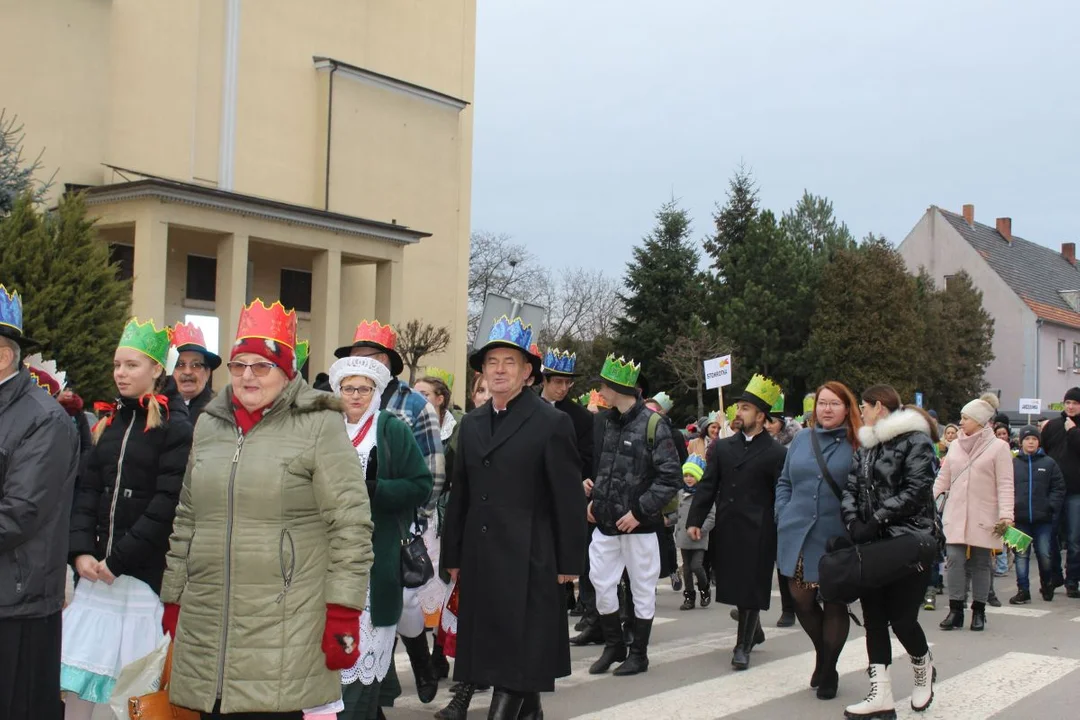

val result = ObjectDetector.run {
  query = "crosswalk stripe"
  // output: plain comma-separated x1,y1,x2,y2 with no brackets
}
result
393,626,802,711
894,651,1080,719
1070,615,1080,623
984,605,1052,618
567,636,906,719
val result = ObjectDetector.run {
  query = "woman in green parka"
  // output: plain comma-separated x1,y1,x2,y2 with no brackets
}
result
329,355,434,720
160,300,375,719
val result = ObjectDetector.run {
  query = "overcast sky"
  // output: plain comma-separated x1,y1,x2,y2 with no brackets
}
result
470,0,1079,273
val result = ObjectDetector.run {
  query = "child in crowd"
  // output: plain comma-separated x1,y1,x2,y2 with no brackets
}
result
1009,426,1066,604
675,455,715,610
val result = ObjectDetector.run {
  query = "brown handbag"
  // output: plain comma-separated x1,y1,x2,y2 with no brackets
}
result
127,642,200,720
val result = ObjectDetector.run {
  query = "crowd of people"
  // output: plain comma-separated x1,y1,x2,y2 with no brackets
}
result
2,279,1079,720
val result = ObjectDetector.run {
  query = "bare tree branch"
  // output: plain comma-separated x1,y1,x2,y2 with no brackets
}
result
397,319,452,385
660,316,729,418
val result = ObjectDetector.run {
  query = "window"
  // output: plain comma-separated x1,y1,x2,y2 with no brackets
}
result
1074,342,1080,372
1058,339,1067,371
944,274,956,291
280,268,312,313
109,244,134,282
186,255,217,302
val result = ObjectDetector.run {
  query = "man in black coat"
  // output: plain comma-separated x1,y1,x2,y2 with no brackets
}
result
168,321,222,424
688,374,787,670
1040,386,1080,596
442,321,587,720
0,288,79,720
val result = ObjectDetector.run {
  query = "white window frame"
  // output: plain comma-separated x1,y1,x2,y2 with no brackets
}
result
1058,339,1067,371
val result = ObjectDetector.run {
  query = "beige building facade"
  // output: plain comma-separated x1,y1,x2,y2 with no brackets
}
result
0,0,476,388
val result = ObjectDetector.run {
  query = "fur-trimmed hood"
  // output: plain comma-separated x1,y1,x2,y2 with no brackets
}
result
857,408,931,448
205,377,344,422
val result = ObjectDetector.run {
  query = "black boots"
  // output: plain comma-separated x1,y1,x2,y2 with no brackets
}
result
518,691,544,720
939,600,964,630
970,601,986,631
488,688,524,720
569,615,603,646
431,640,450,679
680,590,696,611
401,633,439,704
434,683,475,720
732,609,761,670
612,618,653,676
588,613,627,674
699,583,712,608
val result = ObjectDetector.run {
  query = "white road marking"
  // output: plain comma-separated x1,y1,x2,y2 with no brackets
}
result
894,651,1080,719
568,636,906,719
983,605,1052,618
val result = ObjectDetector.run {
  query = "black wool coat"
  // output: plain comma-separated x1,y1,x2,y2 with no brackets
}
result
554,396,595,481
441,389,587,692
688,431,786,610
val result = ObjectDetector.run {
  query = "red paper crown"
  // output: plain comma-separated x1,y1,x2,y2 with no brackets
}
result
236,299,297,349
171,321,209,350
352,320,397,351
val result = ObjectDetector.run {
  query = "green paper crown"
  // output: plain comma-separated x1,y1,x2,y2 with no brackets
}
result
295,339,310,370
1002,526,1032,553
577,392,590,406
804,393,816,414
770,392,786,414
118,318,172,366
725,404,737,423
744,374,783,411
425,366,455,392
600,354,641,388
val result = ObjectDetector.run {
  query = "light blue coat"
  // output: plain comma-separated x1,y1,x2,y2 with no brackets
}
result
775,426,853,582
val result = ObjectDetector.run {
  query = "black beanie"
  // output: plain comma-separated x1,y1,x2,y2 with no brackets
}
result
1018,425,1040,443
1066,387,1080,404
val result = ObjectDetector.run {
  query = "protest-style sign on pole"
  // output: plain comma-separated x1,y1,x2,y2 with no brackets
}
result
473,292,547,351
704,354,733,413
1019,398,1042,426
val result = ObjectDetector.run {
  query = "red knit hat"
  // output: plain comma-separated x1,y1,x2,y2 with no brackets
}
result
231,337,296,379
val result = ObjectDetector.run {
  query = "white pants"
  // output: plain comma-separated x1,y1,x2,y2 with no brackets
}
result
589,529,660,619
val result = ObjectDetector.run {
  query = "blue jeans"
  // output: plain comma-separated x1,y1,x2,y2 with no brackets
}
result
1014,522,1054,591
1064,495,1080,588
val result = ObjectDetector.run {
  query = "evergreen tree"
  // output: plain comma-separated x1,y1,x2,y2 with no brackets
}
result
0,110,49,214
805,236,924,399
613,200,703,403
0,192,130,401
780,191,856,259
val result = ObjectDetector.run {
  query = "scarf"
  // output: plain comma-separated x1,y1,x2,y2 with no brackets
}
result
956,425,994,455
232,394,268,436
439,410,457,443
346,406,379,477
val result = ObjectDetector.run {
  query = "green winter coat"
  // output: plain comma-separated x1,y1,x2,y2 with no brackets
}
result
160,379,374,714
367,410,434,626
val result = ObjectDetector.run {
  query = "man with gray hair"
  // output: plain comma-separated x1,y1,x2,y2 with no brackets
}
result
0,284,79,720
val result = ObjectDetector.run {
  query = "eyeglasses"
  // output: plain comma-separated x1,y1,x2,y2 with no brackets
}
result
226,361,278,377
817,401,845,409
175,361,207,371
340,386,375,397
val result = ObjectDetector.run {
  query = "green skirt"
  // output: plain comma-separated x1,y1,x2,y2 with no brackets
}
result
339,662,401,720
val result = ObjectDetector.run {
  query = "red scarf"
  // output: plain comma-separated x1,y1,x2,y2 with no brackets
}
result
92,394,170,433
232,394,268,436
350,414,376,448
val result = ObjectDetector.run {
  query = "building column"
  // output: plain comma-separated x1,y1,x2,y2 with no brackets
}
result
214,232,249,388
131,210,169,325
374,258,403,326
310,248,342,377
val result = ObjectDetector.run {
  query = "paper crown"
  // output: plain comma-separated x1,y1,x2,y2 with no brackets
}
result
683,453,707,480
352,320,398,351
705,410,720,425
425,366,455,392
600,354,641,388
804,393,817,414
1002,526,1032,553
771,392,786,415
743,374,783,411
651,391,674,413
577,392,590,406
25,353,66,395
543,348,578,375
118,318,172,366
236,299,297,349
725,404,738,422
588,389,610,409
295,339,310,370
0,284,25,336
486,315,534,353
171,321,210,351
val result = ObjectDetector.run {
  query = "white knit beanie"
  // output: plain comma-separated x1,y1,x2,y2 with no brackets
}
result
961,392,1000,426
329,356,391,398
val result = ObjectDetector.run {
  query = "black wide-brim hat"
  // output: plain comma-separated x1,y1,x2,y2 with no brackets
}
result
175,343,222,371
0,324,38,349
334,340,404,377
469,340,541,374
736,392,773,419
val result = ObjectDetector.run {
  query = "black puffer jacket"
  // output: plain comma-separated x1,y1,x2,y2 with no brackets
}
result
591,399,682,536
842,408,938,541
1040,414,1080,495
1013,450,1066,525
69,395,193,593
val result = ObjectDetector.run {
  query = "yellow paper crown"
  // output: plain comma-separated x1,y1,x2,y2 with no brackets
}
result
744,374,783,410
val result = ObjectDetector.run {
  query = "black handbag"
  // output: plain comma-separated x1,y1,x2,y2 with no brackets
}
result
400,512,435,589
813,434,936,603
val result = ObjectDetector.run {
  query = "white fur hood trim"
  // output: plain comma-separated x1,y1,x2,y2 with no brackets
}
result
857,408,931,448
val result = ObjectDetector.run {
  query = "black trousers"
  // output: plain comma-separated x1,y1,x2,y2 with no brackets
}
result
201,703,303,720
0,612,62,720
579,523,597,617
777,566,795,612
859,567,931,666
658,526,678,578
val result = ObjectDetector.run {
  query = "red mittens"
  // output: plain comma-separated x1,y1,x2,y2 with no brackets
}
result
162,603,181,638
322,604,362,670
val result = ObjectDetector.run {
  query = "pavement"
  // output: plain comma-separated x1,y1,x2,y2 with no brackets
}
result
390,569,1080,720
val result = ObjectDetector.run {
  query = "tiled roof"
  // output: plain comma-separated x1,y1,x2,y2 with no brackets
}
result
939,208,1080,328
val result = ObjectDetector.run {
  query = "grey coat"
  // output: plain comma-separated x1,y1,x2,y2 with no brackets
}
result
0,370,79,619
675,490,714,550
775,426,852,583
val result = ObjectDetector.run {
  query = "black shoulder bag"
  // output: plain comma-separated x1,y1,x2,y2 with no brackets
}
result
384,438,435,590
815,433,936,604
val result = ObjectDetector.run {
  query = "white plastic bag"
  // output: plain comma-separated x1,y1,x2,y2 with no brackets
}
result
107,635,171,720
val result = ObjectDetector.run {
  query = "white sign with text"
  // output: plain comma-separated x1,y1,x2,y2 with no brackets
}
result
704,355,733,390
1019,398,1042,415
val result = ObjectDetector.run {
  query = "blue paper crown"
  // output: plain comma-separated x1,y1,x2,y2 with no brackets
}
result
686,453,707,471
543,348,577,374
0,285,25,334
486,315,533,353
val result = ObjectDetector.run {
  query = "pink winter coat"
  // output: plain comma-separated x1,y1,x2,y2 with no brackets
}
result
933,426,1015,550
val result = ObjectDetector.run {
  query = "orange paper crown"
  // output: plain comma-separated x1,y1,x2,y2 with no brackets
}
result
236,299,297,349
352,320,398,351
171,321,209,350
